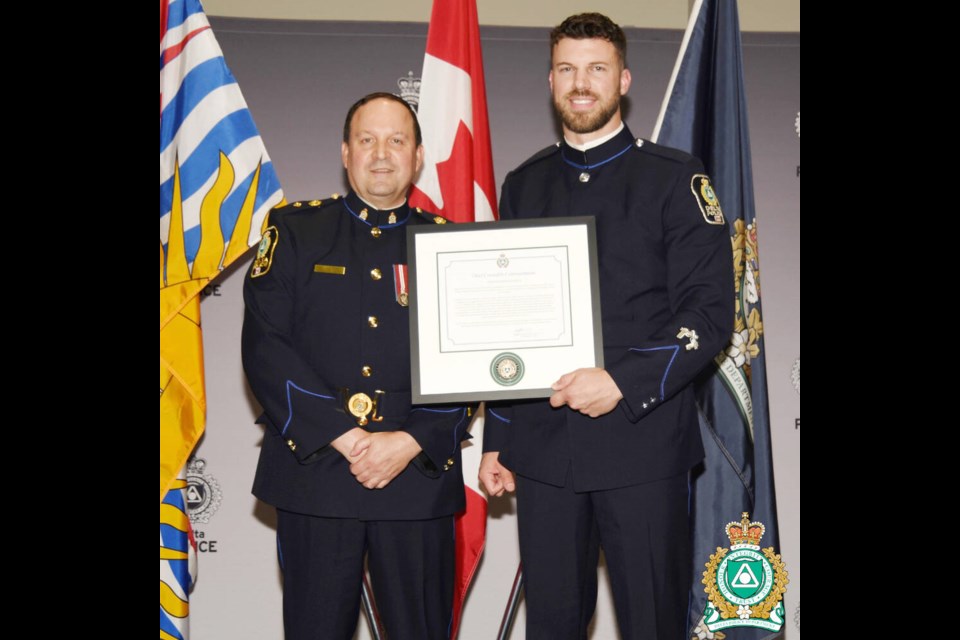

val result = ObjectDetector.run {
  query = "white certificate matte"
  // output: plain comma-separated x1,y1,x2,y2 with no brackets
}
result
408,217,603,403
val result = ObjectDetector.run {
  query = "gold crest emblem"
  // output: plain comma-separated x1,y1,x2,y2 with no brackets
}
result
250,226,279,278
691,174,725,225
700,512,788,633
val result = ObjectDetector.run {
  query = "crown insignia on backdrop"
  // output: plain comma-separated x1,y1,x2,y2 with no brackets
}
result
398,71,421,110
187,456,206,475
725,512,766,547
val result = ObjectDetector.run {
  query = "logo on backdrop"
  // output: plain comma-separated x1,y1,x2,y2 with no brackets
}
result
791,357,800,394
398,71,422,111
186,457,222,525
794,600,800,632
700,512,789,633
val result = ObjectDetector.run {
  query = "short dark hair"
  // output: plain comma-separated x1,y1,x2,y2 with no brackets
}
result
342,92,423,146
550,13,627,68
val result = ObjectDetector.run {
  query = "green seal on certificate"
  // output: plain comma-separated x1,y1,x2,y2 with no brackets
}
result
490,353,524,386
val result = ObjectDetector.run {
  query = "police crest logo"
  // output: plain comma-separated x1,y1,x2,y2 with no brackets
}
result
186,457,223,525
701,512,788,632
691,175,725,225
490,353,524,386
250,226,279,278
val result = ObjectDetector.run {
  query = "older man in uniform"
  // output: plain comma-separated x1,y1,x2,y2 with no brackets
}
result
243,92,469,640
479,13,734,640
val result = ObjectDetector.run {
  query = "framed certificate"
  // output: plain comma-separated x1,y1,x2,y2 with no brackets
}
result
408,217,603,403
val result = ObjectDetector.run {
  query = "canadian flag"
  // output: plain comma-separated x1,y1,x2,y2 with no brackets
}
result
409,0,497,636
410,0,497,224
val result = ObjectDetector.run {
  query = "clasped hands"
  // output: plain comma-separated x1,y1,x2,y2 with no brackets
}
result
331,428,421,490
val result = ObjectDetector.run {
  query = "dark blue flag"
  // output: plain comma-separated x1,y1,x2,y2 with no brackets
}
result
653,0,784,637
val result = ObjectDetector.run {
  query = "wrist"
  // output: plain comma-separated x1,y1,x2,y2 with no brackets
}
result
399,431,423,457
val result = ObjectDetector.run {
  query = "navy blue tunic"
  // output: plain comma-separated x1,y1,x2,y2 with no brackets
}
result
242,191,469,520
485,125,734,491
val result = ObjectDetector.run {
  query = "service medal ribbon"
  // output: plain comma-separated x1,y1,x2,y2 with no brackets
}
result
393,264,409,307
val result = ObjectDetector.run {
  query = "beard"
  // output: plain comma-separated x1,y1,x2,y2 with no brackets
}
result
554,90,621,134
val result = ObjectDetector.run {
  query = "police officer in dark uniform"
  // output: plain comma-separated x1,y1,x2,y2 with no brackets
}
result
479,14,734,640
243,92,469,640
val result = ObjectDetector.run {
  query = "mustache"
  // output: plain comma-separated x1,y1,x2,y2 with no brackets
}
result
565,90,598,100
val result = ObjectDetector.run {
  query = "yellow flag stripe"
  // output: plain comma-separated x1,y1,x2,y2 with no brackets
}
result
160,278,208,331
224,161,261,266
159,386,204,501
160,547,189,561
160,160,206,500
193,152,233,276
160,503,189,530
160,293,206,500
160,580,189,618
165,161,191,286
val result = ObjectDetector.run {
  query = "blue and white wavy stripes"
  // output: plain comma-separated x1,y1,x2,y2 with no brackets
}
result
159,0,281,264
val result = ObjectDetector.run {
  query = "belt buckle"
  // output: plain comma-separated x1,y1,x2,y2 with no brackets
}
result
346,390,386,426
347,392,373,426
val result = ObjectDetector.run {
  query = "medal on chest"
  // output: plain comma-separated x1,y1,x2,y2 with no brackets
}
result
393,264,409,306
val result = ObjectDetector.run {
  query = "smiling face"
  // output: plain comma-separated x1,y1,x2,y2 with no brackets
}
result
549,37,632,144
341,98,424,210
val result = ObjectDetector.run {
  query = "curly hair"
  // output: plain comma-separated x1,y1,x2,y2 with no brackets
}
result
550,13,627,67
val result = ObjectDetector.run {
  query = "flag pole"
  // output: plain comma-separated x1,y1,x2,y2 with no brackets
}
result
496,563,524,640
361,571,384,640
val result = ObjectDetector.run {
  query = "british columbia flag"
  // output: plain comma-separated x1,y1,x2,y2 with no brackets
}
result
160,1,283,637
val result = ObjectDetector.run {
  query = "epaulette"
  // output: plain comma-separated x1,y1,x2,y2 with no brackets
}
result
633,139,695,165
509,142,562,175
413,207,450,225
269,193,343,218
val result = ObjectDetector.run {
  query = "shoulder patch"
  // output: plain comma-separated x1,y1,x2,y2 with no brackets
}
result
690,174,725,225
510,143,561,174
250,225,279,278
